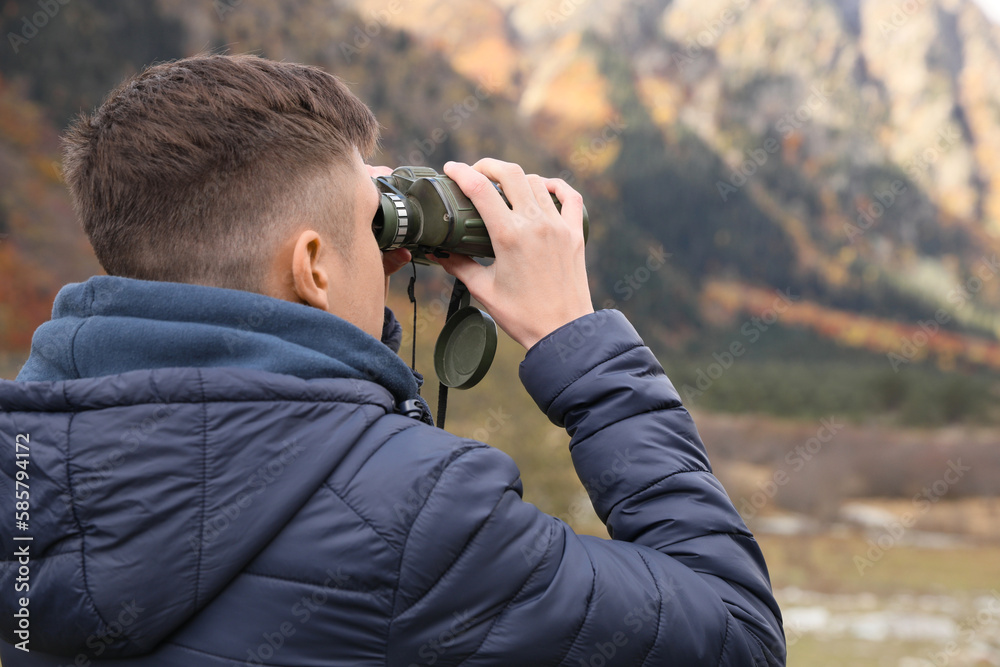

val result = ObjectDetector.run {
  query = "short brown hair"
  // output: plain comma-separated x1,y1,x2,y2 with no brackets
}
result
62,54,379,291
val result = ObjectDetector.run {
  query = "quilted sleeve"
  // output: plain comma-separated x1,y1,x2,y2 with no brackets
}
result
386,310,785,666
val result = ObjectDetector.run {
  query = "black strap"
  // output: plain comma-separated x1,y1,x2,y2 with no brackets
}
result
436,278,469,430
407,262,418,372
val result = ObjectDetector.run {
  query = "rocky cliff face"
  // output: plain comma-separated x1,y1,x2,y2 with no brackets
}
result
334,0,1000,353
344,0,999,233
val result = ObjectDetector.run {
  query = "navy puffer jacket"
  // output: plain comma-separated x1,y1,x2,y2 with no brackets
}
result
0,277,784,666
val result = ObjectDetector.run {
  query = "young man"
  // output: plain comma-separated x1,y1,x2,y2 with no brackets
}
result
0,55,785,665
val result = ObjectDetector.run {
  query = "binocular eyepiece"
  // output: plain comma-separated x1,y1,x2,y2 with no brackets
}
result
372,166,589,260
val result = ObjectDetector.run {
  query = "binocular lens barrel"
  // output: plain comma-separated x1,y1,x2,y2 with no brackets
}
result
372,167,589,260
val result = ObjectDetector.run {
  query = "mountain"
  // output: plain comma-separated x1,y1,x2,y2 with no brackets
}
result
332,0,1000,362
3,0,1000,383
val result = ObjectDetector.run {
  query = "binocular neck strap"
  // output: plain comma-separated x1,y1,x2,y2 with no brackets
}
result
405,262,467,430
435,278,469,430
407,262,418,371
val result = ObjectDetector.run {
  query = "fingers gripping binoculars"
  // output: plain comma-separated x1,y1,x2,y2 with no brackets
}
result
372,166,589,398
372,166,589,260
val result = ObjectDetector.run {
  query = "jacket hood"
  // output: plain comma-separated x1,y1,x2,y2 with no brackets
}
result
0,277,429,658
16,275,421,405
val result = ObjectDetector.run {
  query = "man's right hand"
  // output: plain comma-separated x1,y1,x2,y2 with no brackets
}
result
431,159,595,351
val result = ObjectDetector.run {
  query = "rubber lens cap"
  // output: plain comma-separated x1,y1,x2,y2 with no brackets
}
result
434,306,498,389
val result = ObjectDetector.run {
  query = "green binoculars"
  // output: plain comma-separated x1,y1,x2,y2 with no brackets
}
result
373,166,590,394
372,166,589,259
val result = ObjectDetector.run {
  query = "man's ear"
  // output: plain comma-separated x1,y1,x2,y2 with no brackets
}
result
290,230,330,311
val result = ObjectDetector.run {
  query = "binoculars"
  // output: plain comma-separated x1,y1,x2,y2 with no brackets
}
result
373,166,590,393
372,166,589,259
